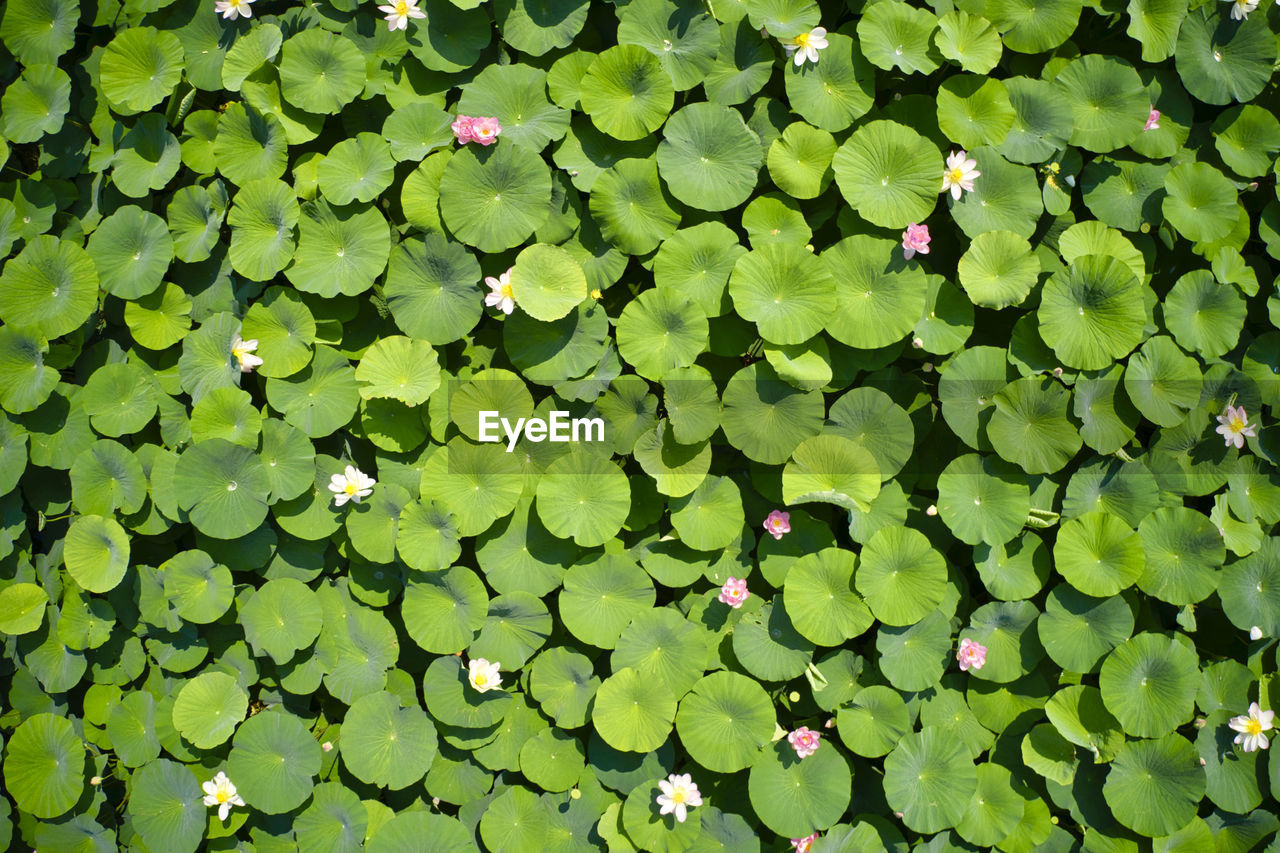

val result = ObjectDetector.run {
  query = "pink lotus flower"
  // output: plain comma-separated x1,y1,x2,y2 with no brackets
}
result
763,510,790,540
1216,404,1257,449
451,115,475,144
902,223,931,260
788,727,821,759
792,834,819,853
957,637,987,672
719,576,750,609
1144,107,1160,132
471,117,502,146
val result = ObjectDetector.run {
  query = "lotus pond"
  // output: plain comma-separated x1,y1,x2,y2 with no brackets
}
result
1,0,1279,848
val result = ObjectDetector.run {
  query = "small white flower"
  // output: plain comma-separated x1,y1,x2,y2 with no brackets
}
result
941,150,981,200
1229,702,1276,753
322,741,333,752
783,27,828,66
376,0,425,30
1216,404,1257,449
214,0,254,19
484,268,516,315
655,773,703,823
202,771,246,822
1251,626,1264,641
468,658,502,693
231,334,263,373
328,465,375,507
1226,0,1259,19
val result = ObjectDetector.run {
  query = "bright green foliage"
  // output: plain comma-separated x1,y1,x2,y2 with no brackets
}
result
0,0,1278,849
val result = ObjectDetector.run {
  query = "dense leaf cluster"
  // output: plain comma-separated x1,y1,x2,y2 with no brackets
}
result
1,0,1280,847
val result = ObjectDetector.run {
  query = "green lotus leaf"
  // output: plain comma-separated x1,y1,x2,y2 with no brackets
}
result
509,242,589,322
439,143,552,253
65,514,130,593
999,77,1074,164
1099,632,1200,738
1174,7,1275,106
1162,162,1240,244
823,234,929,349
858,0,941,74
617,0,719,90
0,235,99,339
675,671,774,773
749,740,852,838
937,76,1015,150
947,148,1043,239
1038,254,1146,370
883,727,978,834
226,710,322,814
935,11,1003,73
783,33,875,132
494,0,588,55
987,0,1081,52
656,102,762,211
99,27,184,112
2,713,85,819
227,178,300,282
0,0,78,65
832,120,939,229
172,671,247,749
594,666,676,752
285,198,392,298
589,156,681,256
579,45,675,141
214,102,288,186
404,0,490,72
278,28,366,115
1104,734,1205,837
86,205,172,300
857,524,947,625
342,691,438,789
704,20,774,105
384,232,483,345
439,73,552,152
173,438,271,538
1,64,70,144
0,582,47,635
355,336,440,406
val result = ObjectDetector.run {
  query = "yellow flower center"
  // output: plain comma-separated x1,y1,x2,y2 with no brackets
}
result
216,791,229,804
1230,416,1246,431
344,483,357,496
395,0,408,12
475,673,488,686
1246,718,1263,736
670,787,687,804
947,166,967,184
794,32,810,47
499,282,514,299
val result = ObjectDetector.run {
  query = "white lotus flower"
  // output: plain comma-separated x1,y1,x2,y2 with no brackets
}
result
1216,404,1257,449
377,0,425,30
214,0,254,19
231,334,263,373
328,465,375,507
941,150,980,200
655,773,702,823
783,27,829,66
1226,0,1259,19
468,658,502,693
1229,702,1275,753
484,268,516,315
202,771,245,822
1251,626,1264,640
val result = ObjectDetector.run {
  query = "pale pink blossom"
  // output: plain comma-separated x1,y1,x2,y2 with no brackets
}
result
1216,405,1257,449
787,727,821,759
763,509,791,540
471,117,502,146
377,0,425,30
655,774,702,823
941,150,980,200
1144,107,1160,132
1229,702,1275,752
484,268,516,315
957,637,987,672
792,834,819,853
321,741,333,752
451,115,475,144
902,223,931,259
719,576,750,609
